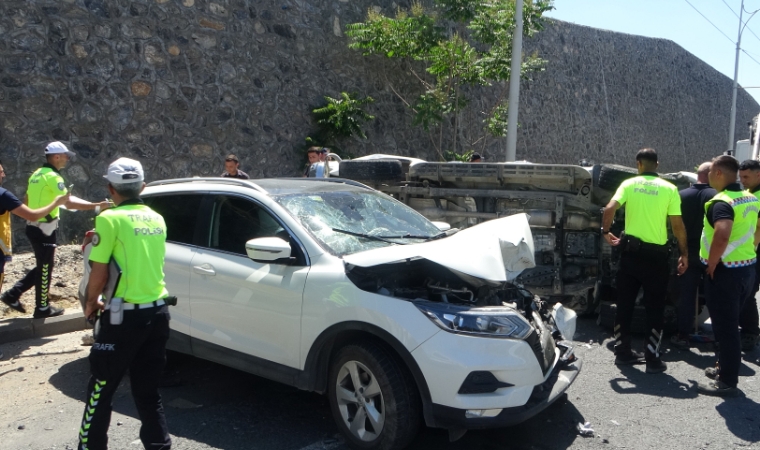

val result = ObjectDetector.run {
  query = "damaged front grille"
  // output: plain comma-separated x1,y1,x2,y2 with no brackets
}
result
525,311,557,375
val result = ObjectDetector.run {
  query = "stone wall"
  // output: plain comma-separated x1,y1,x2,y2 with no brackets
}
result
0,0,757,246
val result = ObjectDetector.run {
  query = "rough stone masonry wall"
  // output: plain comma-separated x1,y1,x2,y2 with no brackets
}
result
0,0,757,246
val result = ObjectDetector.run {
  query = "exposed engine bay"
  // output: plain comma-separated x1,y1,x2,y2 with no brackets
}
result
344,257,578,349
346,258,533,308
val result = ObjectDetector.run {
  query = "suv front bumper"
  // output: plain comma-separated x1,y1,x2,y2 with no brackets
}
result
429,358,582,429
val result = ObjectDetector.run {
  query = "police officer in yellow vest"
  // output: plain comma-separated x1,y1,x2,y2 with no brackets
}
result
737,159,760,351
0,160,71,314
0,142,111,318
79,158,171,450
602,148,689,373
697,155,760,396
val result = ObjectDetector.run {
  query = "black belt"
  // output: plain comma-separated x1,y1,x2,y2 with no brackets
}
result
105,299,165,311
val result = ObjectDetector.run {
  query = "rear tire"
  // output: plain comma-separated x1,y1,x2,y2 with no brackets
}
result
593,164,638,191
328,341,421,450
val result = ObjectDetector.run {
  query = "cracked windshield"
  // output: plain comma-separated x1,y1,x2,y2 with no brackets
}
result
275,190,443,256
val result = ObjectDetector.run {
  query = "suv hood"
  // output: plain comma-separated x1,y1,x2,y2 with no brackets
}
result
343,214,535,282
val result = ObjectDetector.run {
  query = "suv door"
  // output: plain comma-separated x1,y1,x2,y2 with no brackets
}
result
189,193,309,368
143,193,205,339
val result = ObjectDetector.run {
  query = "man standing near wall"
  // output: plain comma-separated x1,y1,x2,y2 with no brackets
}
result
0,142,111,318
221,154,249,179
671,162,716,350
601,148,688,373
737,159,760,352
698,155,760,396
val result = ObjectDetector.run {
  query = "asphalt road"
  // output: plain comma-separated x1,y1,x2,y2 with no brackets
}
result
0,317,759,450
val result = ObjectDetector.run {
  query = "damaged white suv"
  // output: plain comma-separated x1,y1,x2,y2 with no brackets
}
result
104,177,580,449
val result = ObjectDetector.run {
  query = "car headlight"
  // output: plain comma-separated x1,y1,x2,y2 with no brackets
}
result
415,302,533,339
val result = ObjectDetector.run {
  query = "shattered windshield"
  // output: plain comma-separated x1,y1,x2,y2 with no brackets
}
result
275,189,444,256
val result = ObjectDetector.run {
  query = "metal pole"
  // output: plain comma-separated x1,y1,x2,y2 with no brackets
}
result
728,0,745,153
505,0,524,162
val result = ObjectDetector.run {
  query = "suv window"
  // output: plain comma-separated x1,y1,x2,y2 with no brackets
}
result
209,195,286,255
143,194,203,245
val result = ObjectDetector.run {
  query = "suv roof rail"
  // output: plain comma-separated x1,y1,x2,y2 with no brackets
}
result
146,177,267,192
276,177,375,190
146,176,374,192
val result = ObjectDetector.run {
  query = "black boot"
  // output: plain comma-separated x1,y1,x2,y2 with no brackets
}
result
645,328,667,373
614,325,645,365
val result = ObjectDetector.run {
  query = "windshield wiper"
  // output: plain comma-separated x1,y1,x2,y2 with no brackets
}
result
331,228,402,244
331,228,445,243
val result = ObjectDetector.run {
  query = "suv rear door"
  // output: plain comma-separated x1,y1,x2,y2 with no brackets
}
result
189,193,309,369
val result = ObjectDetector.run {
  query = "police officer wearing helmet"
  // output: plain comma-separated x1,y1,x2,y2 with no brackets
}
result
0,142,111,318
78,158,171,450
601,148,689,373
697,155,760,396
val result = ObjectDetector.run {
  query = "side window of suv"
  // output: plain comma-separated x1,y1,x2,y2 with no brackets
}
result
143,194,203,245
209,195,287,255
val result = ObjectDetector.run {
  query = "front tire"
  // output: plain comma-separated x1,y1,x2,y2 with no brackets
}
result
328,342,421,450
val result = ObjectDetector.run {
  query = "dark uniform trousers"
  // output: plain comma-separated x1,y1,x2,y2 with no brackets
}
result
614,247,670,360
78,306,171,450
739,261,760,337
706,263,755,387
4,226,56,310
677,254,707,336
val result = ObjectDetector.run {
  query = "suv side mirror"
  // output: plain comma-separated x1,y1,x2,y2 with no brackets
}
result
245,237,293,264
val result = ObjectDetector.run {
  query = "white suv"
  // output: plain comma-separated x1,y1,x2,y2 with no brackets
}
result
83,177,581,450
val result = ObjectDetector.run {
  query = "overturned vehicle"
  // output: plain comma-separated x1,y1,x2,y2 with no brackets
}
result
337,157,695,326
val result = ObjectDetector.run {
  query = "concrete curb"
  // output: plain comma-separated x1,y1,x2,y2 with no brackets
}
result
0,309,89,344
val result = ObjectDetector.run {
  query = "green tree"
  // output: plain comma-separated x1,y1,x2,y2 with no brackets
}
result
310,92,375,150
347,0,553,160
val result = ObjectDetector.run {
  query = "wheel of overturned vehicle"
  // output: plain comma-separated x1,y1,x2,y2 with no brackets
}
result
339,160,404,183
328,342,421,450
593,164,638,191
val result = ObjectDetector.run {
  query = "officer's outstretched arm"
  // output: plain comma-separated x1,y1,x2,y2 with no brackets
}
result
65,195,112,212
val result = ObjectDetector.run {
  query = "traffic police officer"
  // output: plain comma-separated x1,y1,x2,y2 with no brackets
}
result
601,148,688,373
0,142,110,318
79,158,171,450
698,155,760,396
737,159,760,351
0,159,70,313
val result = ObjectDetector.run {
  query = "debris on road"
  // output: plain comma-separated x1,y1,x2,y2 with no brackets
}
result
577,421,594,436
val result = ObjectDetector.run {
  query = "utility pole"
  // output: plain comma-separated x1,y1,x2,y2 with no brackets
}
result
728,1,760,154
728,0,745,153
505,0,524,162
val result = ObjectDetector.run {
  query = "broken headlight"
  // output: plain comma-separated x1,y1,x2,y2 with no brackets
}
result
415,302,533,339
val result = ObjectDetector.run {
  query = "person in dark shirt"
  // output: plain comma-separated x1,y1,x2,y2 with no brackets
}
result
671,162,717,350
0,160,70,313
221,154,250,179
738,159,760,351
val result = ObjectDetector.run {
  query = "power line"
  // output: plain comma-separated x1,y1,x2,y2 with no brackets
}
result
683,0,735,44
684,0,760,69
719,0,760,46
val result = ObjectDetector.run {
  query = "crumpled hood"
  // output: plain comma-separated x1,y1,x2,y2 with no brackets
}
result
343,213,535,282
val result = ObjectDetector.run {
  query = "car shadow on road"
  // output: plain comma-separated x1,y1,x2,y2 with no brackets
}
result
406,393,586,450
49,351,588,450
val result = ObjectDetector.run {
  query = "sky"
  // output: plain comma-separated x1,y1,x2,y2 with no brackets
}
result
546,0,760,105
